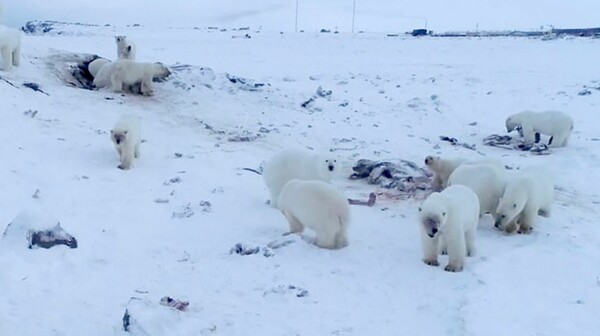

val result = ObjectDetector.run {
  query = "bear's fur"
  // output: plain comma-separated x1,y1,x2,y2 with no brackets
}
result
494,168,554,234
110,113,141,170
418,184,480,272
263,148,338,208
506,110,574,147
115,35,136,60
110,60,169,96
278,179,350,249
425,156,505,191
0,25,21,71
448,162,506,217
88,58,110,78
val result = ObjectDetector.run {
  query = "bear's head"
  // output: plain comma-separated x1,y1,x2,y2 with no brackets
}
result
115,35,127,45
110,129,128,146
418,193,448,238
505,116,519,133
494,186,527,231
315,154,338,181
424,155,440,169
152,62,171,79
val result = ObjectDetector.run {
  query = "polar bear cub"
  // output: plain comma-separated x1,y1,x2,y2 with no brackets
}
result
448,163,506,217
110,60,169,96
278,179,350,249
263,148,338,208
494,168,554,234
506,110,574,147
115,35,136,60
418,184,480,272
0,25,21,71
110,113,141,170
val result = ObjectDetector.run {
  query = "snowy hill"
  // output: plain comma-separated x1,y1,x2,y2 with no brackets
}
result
1,20,600,336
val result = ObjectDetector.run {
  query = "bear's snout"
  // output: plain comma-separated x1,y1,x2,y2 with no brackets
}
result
425,157,432,165
431,228,438,235
328,165,334,171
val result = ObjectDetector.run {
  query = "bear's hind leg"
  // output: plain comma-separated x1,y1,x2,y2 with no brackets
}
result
12,46,20,66
1,47,13,71
283,210,304,234
465,229,476,257
141,75,154,96
315,223,339,249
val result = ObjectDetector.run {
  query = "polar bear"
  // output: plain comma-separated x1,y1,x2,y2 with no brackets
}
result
110,113,141,170
418,184,480,272
263,148,338,208
494,168,554,234
448,163,506,217
0,25,21,71
506,110,574,147
425,156,504,191
110,60,170,96
278,179,350,249
115,35,136,60
88,58,110,78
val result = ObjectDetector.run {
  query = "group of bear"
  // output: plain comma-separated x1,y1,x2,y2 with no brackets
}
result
260,110,573,273
0,26,575,273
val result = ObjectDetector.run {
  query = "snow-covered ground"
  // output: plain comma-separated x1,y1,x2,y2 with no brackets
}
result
1,22,600,335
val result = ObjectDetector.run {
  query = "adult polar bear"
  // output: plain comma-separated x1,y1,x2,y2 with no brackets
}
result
278,179,350,249
448,163,506,218
93,60,170,96
262,148,338,208
506,110,573,147
494,168,554,234
418,184,480,272
0,25,21,71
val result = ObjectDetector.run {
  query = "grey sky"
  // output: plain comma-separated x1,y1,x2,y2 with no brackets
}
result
1,0,598,32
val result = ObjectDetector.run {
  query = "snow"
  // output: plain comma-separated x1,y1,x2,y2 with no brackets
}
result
1,19,600,336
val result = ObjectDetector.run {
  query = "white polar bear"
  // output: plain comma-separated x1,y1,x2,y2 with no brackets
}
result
110,113,141,170
109,60,169,96
0,25,21,71
425,156,504,191
115,35,136,60
494,168,554,234
278,179,350,249
506,110,574,147
418,184,480,272
263,148,338,208
448,163,506,217
88,58,110,78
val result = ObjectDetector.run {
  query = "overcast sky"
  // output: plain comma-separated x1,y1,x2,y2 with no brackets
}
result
1,0,599,32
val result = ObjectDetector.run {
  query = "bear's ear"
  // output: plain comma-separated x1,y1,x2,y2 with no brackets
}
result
124,131,128,134
513,203,517,208
418,207,422,212
442,212,446,217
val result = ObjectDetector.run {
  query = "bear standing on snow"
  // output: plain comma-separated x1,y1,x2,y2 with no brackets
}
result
448,162,506,218
494,168,554,234
262,148,338,208
506,110,574,147
115,35,136,60
110,113,141,170
278,179,350,249
108,60,170,96
0,25,21,71
418,184,480,272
